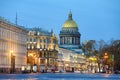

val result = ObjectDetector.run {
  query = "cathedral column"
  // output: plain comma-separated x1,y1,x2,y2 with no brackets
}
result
68,37,70,45
67,37,68,44
75,37,77,45
68,37,70,44
60,37,62,44
70,37,72,44
76,37,78,44
78,37,80,45
65,37,67,44
74,37,76,45
72,37,74,44
62,37,65,44
61,37,63,44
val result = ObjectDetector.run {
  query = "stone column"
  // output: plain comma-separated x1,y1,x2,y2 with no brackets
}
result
74,37,76,45
75,37,77,45
68,37,70,45
78,37,80,45
63,37,65,44
72,37,74,44
69,37,71,44
65,37,67,44
60,37,62,44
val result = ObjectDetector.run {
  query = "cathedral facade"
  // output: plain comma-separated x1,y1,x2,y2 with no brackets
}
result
59,11,81,49
58,12,86,72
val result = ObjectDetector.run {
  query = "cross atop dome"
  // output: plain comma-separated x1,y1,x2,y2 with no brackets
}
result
62,11,78,28
68,11,72,20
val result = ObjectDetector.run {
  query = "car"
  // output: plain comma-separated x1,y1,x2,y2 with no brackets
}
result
114,70,120,74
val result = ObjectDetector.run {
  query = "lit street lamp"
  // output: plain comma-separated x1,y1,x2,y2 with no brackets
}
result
104,53,108,59
10,50,15,74
104,53,109,73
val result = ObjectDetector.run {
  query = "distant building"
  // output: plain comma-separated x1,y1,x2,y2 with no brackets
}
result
0,16,27,73
59,11,81,49
27,28,58,72
58,12,86,72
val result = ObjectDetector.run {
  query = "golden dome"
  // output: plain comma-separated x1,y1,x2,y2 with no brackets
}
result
62,19,78,28
62,11,78,28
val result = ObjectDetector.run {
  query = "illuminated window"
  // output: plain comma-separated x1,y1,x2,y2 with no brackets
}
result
40,52,42,57
44,45,45,49
37,32,40,35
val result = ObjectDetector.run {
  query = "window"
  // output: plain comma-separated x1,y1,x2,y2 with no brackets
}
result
37,32,40,35
30,44,32,49
40,44,42,49
27,44,30,49
47,39,50,43
44,39,46,43
30,38,32,42
40,52,42,57
44,52,46,57
34,38,36,42
40,39,42,42
54,45,56,49
46,53,47,57
44,45,45,49
27,38,29,41
42,52,44,57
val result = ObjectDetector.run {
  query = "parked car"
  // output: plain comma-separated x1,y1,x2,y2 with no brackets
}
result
114,70,120,74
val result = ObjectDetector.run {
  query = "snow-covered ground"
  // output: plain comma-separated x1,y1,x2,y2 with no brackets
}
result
0,73,120,80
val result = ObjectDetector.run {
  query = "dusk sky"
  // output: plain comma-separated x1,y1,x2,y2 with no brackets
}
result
0,0,120,42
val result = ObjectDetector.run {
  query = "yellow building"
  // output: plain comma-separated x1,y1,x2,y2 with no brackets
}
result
0,16,27,73
27,28,58,72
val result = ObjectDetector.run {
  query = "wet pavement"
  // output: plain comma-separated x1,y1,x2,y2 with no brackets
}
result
0,73,120,80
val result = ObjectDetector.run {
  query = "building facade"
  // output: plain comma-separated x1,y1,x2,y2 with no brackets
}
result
58,48,72,72
27,28,58,72
58,48,86,72
0,17,27,73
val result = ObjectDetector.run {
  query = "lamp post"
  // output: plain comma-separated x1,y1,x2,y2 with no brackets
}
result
73,56,76,72
104,53,108,73
10,50,13,73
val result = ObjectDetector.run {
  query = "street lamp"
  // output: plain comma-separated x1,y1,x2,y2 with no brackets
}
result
104,53,108,66
10,50,14,73
104,53,108,59
104,53,109,73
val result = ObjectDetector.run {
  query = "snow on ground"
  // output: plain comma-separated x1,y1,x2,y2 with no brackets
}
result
0,73,120,80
